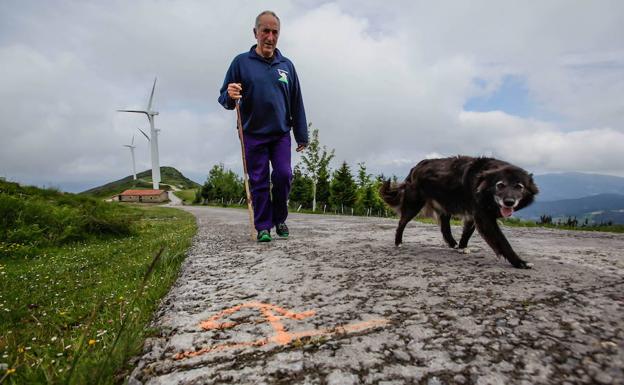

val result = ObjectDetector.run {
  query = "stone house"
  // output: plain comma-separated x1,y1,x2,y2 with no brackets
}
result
118,189,168,203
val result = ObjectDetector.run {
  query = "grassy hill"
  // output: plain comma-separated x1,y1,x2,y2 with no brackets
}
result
81,166,201,198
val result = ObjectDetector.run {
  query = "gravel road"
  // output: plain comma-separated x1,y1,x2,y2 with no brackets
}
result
129,206,624,385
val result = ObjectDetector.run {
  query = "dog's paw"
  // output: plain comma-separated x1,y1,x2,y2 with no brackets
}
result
513,260,532,269
457,247,471,254
395,243,403,249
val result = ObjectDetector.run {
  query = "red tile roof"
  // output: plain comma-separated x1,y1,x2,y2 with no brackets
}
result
119,189,165,196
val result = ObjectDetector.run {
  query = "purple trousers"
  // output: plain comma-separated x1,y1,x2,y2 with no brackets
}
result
243,132,292,232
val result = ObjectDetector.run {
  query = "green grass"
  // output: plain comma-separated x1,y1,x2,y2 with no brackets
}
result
501,217,624,233
173,189,198,205
0,206,197,384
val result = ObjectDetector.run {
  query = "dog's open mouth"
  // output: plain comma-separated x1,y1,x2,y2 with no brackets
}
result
495,196,516,218
500,206,514,217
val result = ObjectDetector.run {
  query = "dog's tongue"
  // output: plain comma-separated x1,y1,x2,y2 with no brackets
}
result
500,206,514,217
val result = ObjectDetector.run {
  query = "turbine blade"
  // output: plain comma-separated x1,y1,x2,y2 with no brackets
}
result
131,134,135,145
138,128,150,141
147,77,157,111
117,109,148,115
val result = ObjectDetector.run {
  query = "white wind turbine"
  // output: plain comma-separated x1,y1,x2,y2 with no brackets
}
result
117,78,161,189
123,135,137,180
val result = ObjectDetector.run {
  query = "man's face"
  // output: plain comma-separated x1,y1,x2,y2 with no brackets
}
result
254,14,280,59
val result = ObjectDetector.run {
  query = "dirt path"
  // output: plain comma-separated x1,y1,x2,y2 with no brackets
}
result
129,206,624,385
165,191,183,206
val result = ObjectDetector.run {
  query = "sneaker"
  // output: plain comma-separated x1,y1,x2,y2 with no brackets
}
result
257,230,272,242
275,223,289,238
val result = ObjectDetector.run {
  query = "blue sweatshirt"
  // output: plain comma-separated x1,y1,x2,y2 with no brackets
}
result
218,45,308,145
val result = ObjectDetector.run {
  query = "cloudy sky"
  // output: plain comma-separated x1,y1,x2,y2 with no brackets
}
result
1,0,623,192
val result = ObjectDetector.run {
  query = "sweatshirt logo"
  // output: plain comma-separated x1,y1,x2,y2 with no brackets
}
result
277,69,289,84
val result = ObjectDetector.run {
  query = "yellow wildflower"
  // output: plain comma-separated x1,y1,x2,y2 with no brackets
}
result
7,368,16,374
88,339,96,346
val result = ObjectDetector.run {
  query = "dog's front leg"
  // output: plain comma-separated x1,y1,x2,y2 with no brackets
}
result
474,215,530,269
457,218,475,251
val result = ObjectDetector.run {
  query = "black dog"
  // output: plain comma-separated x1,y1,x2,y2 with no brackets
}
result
380,156,538,268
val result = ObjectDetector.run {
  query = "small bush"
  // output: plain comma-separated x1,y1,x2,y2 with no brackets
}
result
0,181,140,257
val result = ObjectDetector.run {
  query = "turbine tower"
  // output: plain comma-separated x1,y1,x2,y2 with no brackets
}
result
118,78,161,189
123,135,137,180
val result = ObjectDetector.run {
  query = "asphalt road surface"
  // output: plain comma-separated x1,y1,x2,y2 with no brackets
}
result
129,206,624,385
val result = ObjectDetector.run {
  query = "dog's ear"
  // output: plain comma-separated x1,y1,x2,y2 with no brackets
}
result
525,173,539,195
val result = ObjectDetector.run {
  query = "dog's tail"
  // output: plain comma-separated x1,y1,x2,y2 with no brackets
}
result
379,179,405,214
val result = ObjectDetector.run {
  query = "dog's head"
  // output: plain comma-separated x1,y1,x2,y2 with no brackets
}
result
476,166,538,217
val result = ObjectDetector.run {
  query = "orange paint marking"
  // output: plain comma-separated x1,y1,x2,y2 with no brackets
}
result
174,302,389,360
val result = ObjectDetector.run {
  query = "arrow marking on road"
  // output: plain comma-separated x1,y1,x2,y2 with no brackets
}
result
173,302,389,360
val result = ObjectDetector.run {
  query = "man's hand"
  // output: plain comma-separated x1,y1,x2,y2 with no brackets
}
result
227,83,242,100
296,144,307,152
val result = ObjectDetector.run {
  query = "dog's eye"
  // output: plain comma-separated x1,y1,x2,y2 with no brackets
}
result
515,183,525,191
496,181,506,190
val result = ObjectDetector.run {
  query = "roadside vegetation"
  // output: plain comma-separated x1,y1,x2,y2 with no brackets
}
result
501,217,624,233
0,181,137,257
414,215,624,233
0,180,197,384
173,189,198,205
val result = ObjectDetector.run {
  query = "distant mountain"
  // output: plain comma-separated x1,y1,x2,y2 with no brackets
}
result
514,193,624,224
534,172,624,201
81,166,200,198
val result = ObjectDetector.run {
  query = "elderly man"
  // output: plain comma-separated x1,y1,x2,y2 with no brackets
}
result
218,10,308,242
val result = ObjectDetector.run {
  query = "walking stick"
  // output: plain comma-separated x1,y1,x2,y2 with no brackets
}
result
235,100,256,241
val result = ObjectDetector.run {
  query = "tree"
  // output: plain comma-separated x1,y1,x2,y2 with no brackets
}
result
371,174,390,214
356,162,371,188
193,188,203,204
354,163,386,215
316,163,331,209
289,164,313,208
329,161,357,211
299,124,335,212
200,164,244,204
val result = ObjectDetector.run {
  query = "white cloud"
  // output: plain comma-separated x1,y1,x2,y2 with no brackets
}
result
458,111,624,174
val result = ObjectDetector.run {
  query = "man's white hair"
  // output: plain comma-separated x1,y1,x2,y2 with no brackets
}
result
255,10,280,29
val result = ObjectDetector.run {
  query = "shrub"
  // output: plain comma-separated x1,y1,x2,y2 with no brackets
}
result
0,180,139,257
